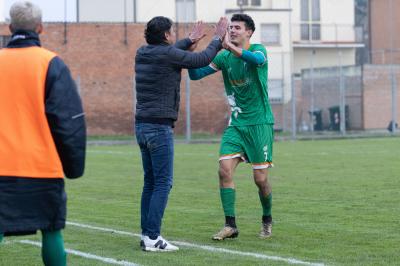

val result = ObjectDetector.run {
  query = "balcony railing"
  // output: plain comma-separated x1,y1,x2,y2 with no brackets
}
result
292,23,363,44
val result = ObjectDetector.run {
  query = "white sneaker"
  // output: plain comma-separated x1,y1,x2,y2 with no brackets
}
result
140,235,145,248
141,235,179,252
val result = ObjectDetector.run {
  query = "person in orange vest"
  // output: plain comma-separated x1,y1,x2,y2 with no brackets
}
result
0,1,86,265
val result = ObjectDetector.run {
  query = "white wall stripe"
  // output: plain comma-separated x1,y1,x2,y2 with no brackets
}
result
18,240,140,266
67,221,324,266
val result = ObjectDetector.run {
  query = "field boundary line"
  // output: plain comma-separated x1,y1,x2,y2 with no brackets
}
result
67,221,324,266
87,150,216,157
18,240,140,266
87,149,397,157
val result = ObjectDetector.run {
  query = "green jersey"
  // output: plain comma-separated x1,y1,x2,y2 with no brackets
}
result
212,44,274,126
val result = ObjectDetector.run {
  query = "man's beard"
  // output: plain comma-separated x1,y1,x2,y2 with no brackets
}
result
230,38,240,46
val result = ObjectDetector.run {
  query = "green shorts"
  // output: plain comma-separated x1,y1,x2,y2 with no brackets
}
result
219,124,274,169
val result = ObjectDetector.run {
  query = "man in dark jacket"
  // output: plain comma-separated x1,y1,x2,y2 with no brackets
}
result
135,16,227,252
0,2,86,265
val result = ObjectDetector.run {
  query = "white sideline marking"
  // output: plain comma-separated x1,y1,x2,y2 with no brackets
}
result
88,149,398,157
88,150,216,157
88,150,135,155
18,240,140,266
67,221,324,266
68,221,142,238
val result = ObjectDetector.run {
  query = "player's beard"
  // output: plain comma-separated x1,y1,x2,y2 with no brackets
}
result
230,36,240,46
230,35,245,47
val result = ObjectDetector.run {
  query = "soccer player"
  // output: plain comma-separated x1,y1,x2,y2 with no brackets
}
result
189,14,275,240
0,1,86,264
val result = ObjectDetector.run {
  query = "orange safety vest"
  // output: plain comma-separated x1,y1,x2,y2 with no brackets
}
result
0,46,64,178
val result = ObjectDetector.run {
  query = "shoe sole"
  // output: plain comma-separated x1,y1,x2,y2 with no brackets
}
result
212,230,239,241
142,246,179,252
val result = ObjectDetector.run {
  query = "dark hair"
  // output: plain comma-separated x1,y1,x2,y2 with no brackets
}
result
144,16,173,45
231,14,255,32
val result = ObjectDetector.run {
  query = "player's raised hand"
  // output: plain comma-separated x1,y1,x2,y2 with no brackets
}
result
214,17,228,41
222,32,232,50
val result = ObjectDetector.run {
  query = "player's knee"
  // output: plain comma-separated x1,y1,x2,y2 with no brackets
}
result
218,167,231,181
255,179,271,195
254,178,265,189
254,175,267,188
253,170,267,184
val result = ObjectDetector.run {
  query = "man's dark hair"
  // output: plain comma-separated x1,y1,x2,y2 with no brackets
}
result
145,16,173,45
231,14,255,32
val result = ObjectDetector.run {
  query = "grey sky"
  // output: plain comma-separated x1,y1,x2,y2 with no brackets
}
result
4,0,77,22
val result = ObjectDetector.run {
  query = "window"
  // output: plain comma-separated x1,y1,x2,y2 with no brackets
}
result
176,0,196,23
237,0,261,7
311,0,320,20
261,24,280,45
300,0,320,41
0,35,11,48
268,79,283,103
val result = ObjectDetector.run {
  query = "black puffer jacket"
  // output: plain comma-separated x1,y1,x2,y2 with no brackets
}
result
135,38,222,124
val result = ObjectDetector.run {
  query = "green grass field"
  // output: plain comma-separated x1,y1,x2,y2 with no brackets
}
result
1,137,399,265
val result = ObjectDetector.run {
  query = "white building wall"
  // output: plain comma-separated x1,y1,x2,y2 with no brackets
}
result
291,0,357,73
224,0,290,9
0,0,5,22
79,0,134,22
136,0,175,22
291,0,355,42
196,0,226,22
78,0,226,23
321,0,355,42
137,0,227,23
322,0,354,25
271,0,291,9
294,48,357,73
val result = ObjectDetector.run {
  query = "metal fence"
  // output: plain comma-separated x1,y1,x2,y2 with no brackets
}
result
179,40,398,141
295,65,362,133
275,55,399,139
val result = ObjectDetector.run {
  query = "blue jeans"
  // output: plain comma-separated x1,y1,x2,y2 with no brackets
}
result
135,123,174,238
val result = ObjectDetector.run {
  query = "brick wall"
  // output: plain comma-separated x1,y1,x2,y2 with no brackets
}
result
0,22,232,135
370,0,400,65
363,64,400,129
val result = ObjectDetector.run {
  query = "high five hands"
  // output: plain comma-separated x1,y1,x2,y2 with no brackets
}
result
214,17,229,41
188,17,229,51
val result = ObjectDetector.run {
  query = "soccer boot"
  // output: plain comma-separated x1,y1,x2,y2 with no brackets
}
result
212,225,239,240
259,222,272,238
